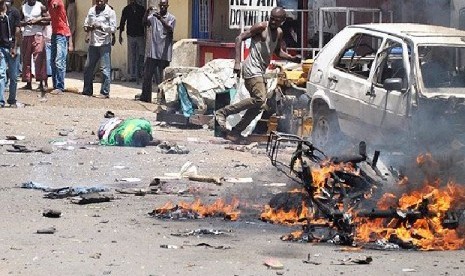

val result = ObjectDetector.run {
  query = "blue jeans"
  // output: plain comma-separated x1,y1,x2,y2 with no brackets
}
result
0,47,19,106
83,44,111,96
51,34,68,91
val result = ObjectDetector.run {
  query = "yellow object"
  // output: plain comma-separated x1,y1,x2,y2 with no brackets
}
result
302,59,314,74
284,70,302,81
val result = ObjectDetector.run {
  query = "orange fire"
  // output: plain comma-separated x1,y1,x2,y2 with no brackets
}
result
355,180,465,250
155,198,241,220
264,153,465,250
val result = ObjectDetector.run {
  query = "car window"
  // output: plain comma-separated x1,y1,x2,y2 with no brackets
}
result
419,46,465,91
374,40,408,90
334,33,382,79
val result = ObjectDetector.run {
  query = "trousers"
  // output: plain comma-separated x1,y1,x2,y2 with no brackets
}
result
218,76,267,134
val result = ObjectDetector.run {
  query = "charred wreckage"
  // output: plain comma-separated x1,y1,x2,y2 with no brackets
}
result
264,132,465,250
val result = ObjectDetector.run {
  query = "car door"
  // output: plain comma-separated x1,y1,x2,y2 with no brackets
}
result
361,38,412,144
327,32,383,138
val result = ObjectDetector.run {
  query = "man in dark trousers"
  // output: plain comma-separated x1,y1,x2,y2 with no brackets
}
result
139,0,175,103
0,0,20,108
82,0,116,98
119,0,145,82
215,6,300,143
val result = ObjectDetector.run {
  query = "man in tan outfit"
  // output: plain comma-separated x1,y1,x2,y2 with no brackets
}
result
215,6,300,143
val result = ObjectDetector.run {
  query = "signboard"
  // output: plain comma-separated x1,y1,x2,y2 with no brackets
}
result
229,0,277,29
313,0,338,34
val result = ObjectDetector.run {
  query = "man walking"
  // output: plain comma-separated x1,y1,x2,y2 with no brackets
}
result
215,6,300,143
20,0,48,92
119,0,145,82
46,0,72,96
82,0,116,98
0,0,20,108
139,0,175,103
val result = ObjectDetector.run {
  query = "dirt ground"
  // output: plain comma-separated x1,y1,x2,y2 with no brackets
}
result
0,80,464,276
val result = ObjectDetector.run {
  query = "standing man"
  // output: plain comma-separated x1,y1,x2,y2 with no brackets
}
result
46,0,72,96
215,7,300,143
0,0,20,108
139,0,175,103
119,0,145,82
82,0,116,99
20,0,48,92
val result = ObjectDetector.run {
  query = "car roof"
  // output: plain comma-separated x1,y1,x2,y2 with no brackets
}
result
349,23,465,39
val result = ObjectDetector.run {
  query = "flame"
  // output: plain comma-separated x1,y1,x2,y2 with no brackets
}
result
356,181,465,250
272,153,465,251
260,162,356,225
154,198,241,220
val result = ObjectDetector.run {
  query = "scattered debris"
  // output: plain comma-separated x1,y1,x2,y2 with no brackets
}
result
36,227,56,234
90,253,102,259
71,193,112,205
21,181,109,199
156,141,189,154
30,161,52,166
302,254,321,265
58,131,69,136
7,144,34,153
0,140,15,145
6,135,25,140
116,178,141,183
225,142,259,152
223,177,253,183
164,161,198,178
160,244,181,249
42,209,62,218
188,175,222,185
189,243,231,250
332,256,373,265
264,258,284,270
263,183,286,187
402,268,417,273
171,228,227,237
115,188,148,196
113,165,129,170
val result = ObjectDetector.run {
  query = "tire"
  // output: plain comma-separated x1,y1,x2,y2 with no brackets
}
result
311,106,341,151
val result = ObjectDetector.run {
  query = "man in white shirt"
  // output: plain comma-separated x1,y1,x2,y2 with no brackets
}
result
82,0,116,99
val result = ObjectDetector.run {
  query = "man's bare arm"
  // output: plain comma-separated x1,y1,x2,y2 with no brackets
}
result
274,29,301,63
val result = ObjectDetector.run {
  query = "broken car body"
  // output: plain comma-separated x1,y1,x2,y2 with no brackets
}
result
307,23,465,150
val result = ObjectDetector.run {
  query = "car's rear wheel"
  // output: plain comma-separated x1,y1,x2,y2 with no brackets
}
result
311,106,341,151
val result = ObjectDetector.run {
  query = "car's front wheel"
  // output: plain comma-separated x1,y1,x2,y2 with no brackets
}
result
311,106,342,151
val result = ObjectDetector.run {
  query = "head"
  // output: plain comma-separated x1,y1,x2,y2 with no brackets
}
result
269,7,286,30
131,130,152,147
129,0,135,5
27,0,36,6
95,0,105,9
159,0,169,15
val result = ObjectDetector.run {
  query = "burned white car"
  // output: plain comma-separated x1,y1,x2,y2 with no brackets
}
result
308,23,465,151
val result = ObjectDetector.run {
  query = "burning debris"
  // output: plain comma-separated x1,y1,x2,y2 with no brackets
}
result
264,131,465,250
149,132,465,251
150,198,240,220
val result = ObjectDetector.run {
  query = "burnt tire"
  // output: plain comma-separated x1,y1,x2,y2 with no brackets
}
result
311,107,341,151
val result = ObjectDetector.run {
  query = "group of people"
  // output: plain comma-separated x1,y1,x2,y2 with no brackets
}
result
0,0,296,145
83,0,175,101
0,0,76,107
0,0,175,106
